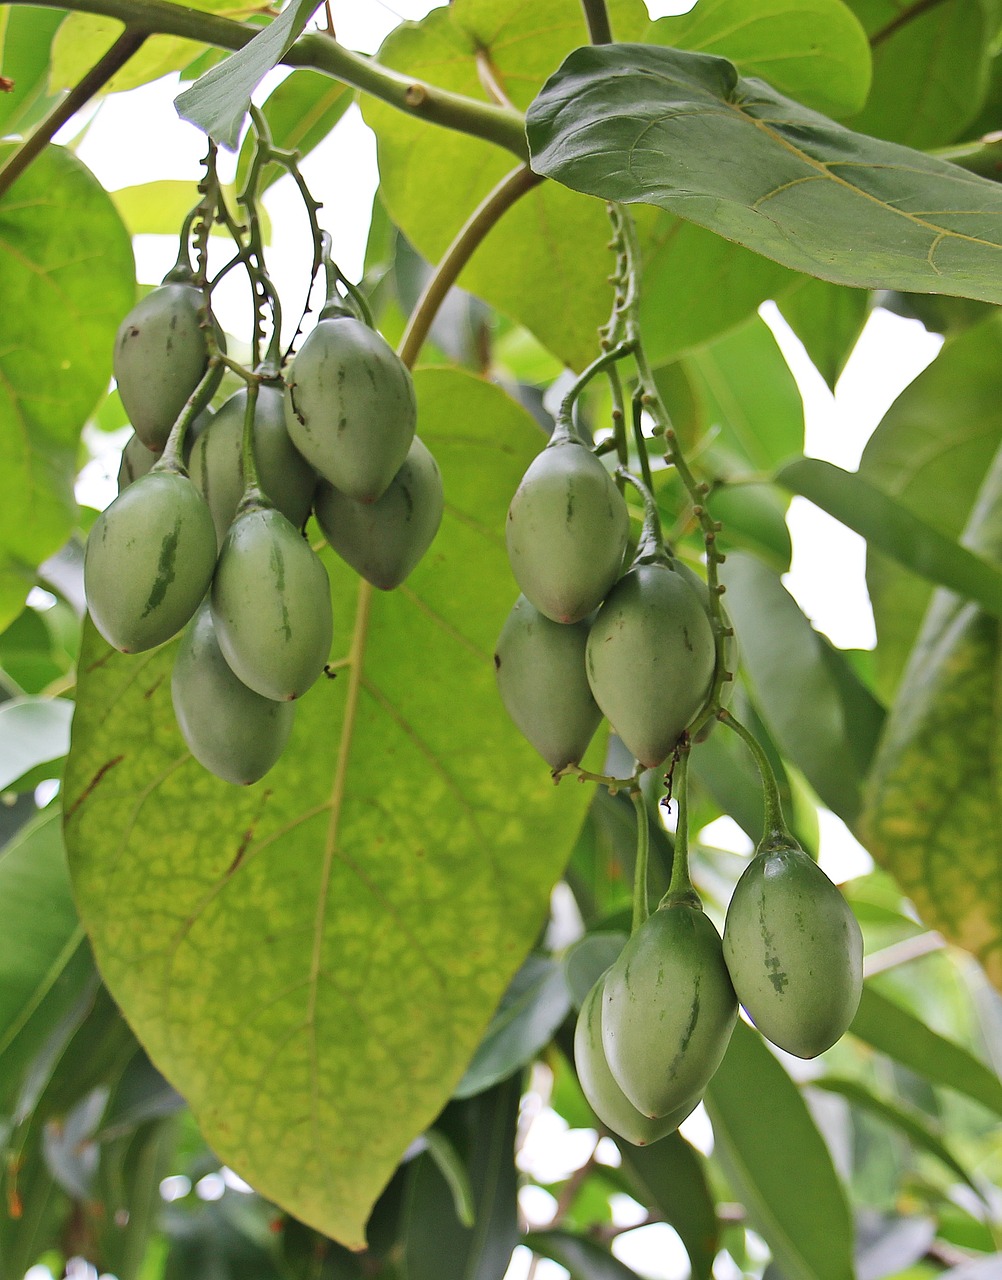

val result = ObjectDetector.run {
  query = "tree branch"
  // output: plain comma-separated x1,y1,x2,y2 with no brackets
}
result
870,0,949,47
2,0,528,159
580,0,613,44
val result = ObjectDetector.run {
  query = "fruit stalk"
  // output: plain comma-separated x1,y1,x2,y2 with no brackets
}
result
630,788,650,934
719,709,788,845
660,743,700,909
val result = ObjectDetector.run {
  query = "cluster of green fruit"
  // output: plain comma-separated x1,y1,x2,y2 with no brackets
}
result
85,268,443,786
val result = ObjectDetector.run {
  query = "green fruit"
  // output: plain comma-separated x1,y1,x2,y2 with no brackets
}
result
506,437,629,623
172,602,295,785
585,562,716,768
117,432,159,493
575,973,697,1146
314,436,443,590
210,506,332,701
602,902,737,1119
722,840,863,1058
113,283,224,451
85,471,217,653
284,316,416,502
189,385,317,548
494,595,601,770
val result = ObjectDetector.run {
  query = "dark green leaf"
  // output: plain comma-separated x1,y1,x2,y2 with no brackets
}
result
777,277,871,389
526,43,1002,303
165,1196,289,1280
706,484,792,573
96,1116,180,1280
850,985,1002,1118
175,0,322,149
705,1021,855,1280
525,1230,641,1279
0,697,72,790
618,1136,718,1280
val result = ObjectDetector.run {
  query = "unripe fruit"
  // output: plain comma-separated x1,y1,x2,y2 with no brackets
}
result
314,436,443,590
602,902,737,1119
210,506,332,701
284,316,416,503
189,385,317,548
172,603,295,786
575,973,697,1146
494,595,601,770
506,437,629,624
585,562,715,768
85,471,217,654
113,283,224,451
117,432,160,493
723,840,863,1058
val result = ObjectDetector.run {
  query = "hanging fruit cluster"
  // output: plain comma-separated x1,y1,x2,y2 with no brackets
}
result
85,124,443,787
494,204,864,1146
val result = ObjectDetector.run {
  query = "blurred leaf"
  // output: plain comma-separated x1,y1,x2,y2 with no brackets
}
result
777,277,870,390
707,484,793,573
618,1135,718,1280
525,1230,641,1278
111,179,241,237
850,985,1002,1118
705,1021,855,1280
0,697,72,790
236,69,352,191
455,955,570,1100
562,933,627,1011
0,6,65,136
0,604,76,696
96,1114,180,1280
854,1213,937,1280
165,1194,289,1280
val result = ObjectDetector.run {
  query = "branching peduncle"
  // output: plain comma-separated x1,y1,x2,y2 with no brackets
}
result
718,710,791,847
607,362,630,473
237,379,266,510
630,789,650,933
556,341,635,438
553,763,643,793
659,743,700,909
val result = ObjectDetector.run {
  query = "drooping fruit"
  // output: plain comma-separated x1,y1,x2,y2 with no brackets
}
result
85,470,217,654
586,561,715,768
494,595,601,771
575,973,697,1146
314,436,443,590
284,316,416,503
723,838,863,1058
189,385,317,548
172,602,295,785
506,435,629,624
117,432,160,493
210,506,332,701
113,283,224,451
602,901,737,1119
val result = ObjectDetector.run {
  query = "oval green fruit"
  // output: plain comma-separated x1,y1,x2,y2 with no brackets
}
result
506,438,629,624
210,506,333,701
189,385,317,548
575,973,697,1146
602,902,737,1119
117,432,159,493
85,471,217,653
314,436,443,590
585,562,716,768
494,595,601,771
113,283,224,451
284,316,416,503
172,602,295,785
722,840,863,1058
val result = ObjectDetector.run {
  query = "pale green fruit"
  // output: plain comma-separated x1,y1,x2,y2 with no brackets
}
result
506,437,629,623
586,562,715,768
113,283,224,451
314,436,443,590
602,902,737,1119
117,432,159,493
723,841,863,1058
85,471,216,654
494,595,601,770
575,974,697,1146
210,506,332,701
284,316,416,502
172,603,295,786
189,385,317,548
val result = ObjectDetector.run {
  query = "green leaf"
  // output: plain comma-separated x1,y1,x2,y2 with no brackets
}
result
0,603,77,696
849,985,1002,1118
454,955,571,1100
524,1230,641,1279
618,1136,718,1280
0,696,73,790
526,43,1002,304
0,143,134,632
0,6,66,136
777,277,870,390
706,484,793,573
778,457,1002,620
111,180,235,237
649,0,872,117
704,1021,855,1280
810,1076,985,1198
235,69,352,193
562,933,627,1010
175,0,322,150
859,319,1002,701
63,369,592,1248
719,552,885,824
845,0,992,148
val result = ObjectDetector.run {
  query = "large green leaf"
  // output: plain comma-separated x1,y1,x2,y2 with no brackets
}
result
618,1136,718,1280
705,1021,855,1280
0,696,72,789
0,6,65,136
650,0,872,117
0,143,134,632
526,43,1002,304
860,319,1002,701
776,276,870,390
525,1231,641,1279
63,368,591,1247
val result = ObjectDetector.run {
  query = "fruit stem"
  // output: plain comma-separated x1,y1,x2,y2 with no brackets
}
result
630,788,650,933
554,763,642,794
718,710,791,845
616,469,668,564
631,391,655,495
155,359,222,476
319,230,374,326
660,742,701,909
555,341,635,440
237,379,267,509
